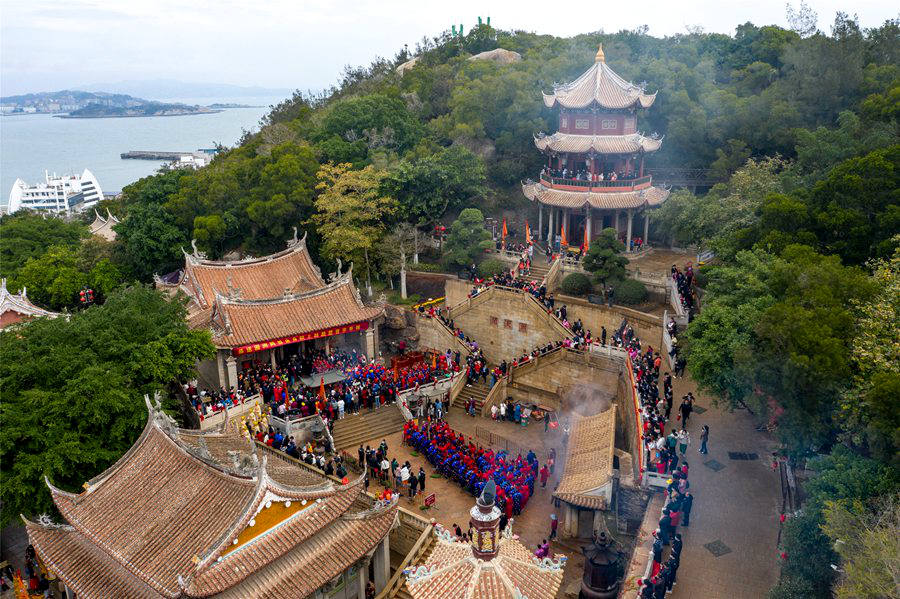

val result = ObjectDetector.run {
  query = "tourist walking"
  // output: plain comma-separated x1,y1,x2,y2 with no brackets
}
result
678,429,690,456
549,513,558,540
678,397,692,428
699,425,709,454
540,464,550,488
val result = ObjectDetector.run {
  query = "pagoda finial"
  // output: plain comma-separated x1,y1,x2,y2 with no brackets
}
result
595,43,605,63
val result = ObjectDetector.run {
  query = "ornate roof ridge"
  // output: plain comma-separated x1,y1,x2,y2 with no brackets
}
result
542,59,657,110
214,269,355,307
0,278,62,320
186,231,310,269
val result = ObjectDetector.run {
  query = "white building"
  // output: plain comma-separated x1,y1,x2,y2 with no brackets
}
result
7,169,103,214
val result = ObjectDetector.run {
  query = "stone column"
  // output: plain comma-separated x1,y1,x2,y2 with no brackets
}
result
547,208,554,247
364,329,376,362
614,211,620,234
216,350,227,390
270,349,277,369
643,210,650,244
225,355,238,390
626,209,634,253
373,536,390,592
357,559,370,599
538,203,543,240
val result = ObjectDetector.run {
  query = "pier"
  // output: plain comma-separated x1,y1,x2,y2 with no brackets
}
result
120,151,192,160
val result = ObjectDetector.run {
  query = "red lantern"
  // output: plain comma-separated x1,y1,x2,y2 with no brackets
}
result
341,476,349,485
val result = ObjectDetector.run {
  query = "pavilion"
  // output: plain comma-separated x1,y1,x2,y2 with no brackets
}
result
0,278,62,329
156,230,384,389
523,44,670,251
25,396,398,599
553,408,617,538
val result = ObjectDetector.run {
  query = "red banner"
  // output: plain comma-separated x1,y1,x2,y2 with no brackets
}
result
232,321,369,356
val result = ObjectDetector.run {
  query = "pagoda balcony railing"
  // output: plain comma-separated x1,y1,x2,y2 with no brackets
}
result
539,173,652,193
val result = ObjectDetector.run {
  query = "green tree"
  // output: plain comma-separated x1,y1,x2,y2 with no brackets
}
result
114,202,190,281
312,163,397,284
582,228,627,286
443,208,492,268
16,245,124,311
0,286,215,525
821,494,900,599
381,145,487,224
0,212,87,286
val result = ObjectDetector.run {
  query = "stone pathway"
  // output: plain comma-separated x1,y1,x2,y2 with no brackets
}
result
663,369,782,599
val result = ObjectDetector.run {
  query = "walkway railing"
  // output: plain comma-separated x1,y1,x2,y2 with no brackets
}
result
200,394,261,430
540,172,653,192
376,522,434,599
661,310,676,370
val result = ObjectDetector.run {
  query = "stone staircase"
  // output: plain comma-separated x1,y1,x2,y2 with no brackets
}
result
452,380,492,414
527,260,552,281
331,404,407,451
391,535,437,599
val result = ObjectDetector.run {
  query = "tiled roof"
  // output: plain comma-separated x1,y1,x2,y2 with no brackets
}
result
88,209,120,241
212,503,397,599
543,60,656,110
405,528,566,599
534,132,662,154
553,408,616,509
210,273,383,348
0,278,61,324
22,523,164,599
522,182,670,210
178,233,326,308
26,397,391,598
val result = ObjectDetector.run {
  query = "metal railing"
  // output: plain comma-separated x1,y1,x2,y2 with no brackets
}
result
540,173,652,192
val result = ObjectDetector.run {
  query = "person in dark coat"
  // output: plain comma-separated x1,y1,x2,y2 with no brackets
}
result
671,532,683,558
679,397,692,427
651,531,663,577
665,554,679,590
638,578,654,599
418,467,426,494
681,491,693,526
658,509,672,545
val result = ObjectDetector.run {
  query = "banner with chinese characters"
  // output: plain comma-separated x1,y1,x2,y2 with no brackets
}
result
231,321,369,356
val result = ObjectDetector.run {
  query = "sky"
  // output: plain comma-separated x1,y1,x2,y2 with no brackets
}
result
1,0,897,97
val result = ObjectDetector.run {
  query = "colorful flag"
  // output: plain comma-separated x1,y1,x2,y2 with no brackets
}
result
501,218,508,240
583,227,589,252
561,223,567,247
318,377,326,400
525,220,531,244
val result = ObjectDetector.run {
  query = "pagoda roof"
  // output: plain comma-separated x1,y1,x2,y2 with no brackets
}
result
208,270,383,350
534,132,662,155
158,230,326,309
88,208,120,241
552,408,616,510
522,181,670,210
543,49,656,110
25,395,394,599
405,525,566,599
0,278,62,324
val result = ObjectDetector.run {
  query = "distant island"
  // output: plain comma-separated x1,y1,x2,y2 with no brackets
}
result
0,90,230,118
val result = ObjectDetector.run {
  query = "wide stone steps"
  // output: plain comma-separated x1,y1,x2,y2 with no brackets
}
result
453,381,492,412
331,404,406,451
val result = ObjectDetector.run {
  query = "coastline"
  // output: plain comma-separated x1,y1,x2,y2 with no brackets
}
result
55,109,224,119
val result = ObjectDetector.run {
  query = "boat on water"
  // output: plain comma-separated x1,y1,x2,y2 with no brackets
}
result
7,169,103,214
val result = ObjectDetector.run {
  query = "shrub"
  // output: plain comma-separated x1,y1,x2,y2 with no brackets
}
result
612,278,648,305
478,258,509,278
410,262,441,272
560,272,592,296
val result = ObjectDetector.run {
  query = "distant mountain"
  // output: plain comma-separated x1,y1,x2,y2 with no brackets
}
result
79,79,292,101
0,90,221,118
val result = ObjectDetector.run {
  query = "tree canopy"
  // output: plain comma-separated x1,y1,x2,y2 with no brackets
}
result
0,286,214,525
443,208,492,268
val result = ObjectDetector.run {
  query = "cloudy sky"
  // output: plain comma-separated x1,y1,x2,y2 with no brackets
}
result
1,0,896,96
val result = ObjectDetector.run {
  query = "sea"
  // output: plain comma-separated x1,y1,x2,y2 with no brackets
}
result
0,96,286,209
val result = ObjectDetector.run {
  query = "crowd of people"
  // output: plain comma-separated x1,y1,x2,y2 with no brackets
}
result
671,262,696,318
403,419,544,519
541,165,644,183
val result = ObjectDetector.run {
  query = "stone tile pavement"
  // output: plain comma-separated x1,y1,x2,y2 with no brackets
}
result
663,370,782,599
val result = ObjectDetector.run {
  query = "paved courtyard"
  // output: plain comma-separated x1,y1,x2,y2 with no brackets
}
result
661,369,781,599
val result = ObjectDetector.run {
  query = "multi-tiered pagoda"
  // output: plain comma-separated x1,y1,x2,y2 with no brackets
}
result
523,45,669,251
